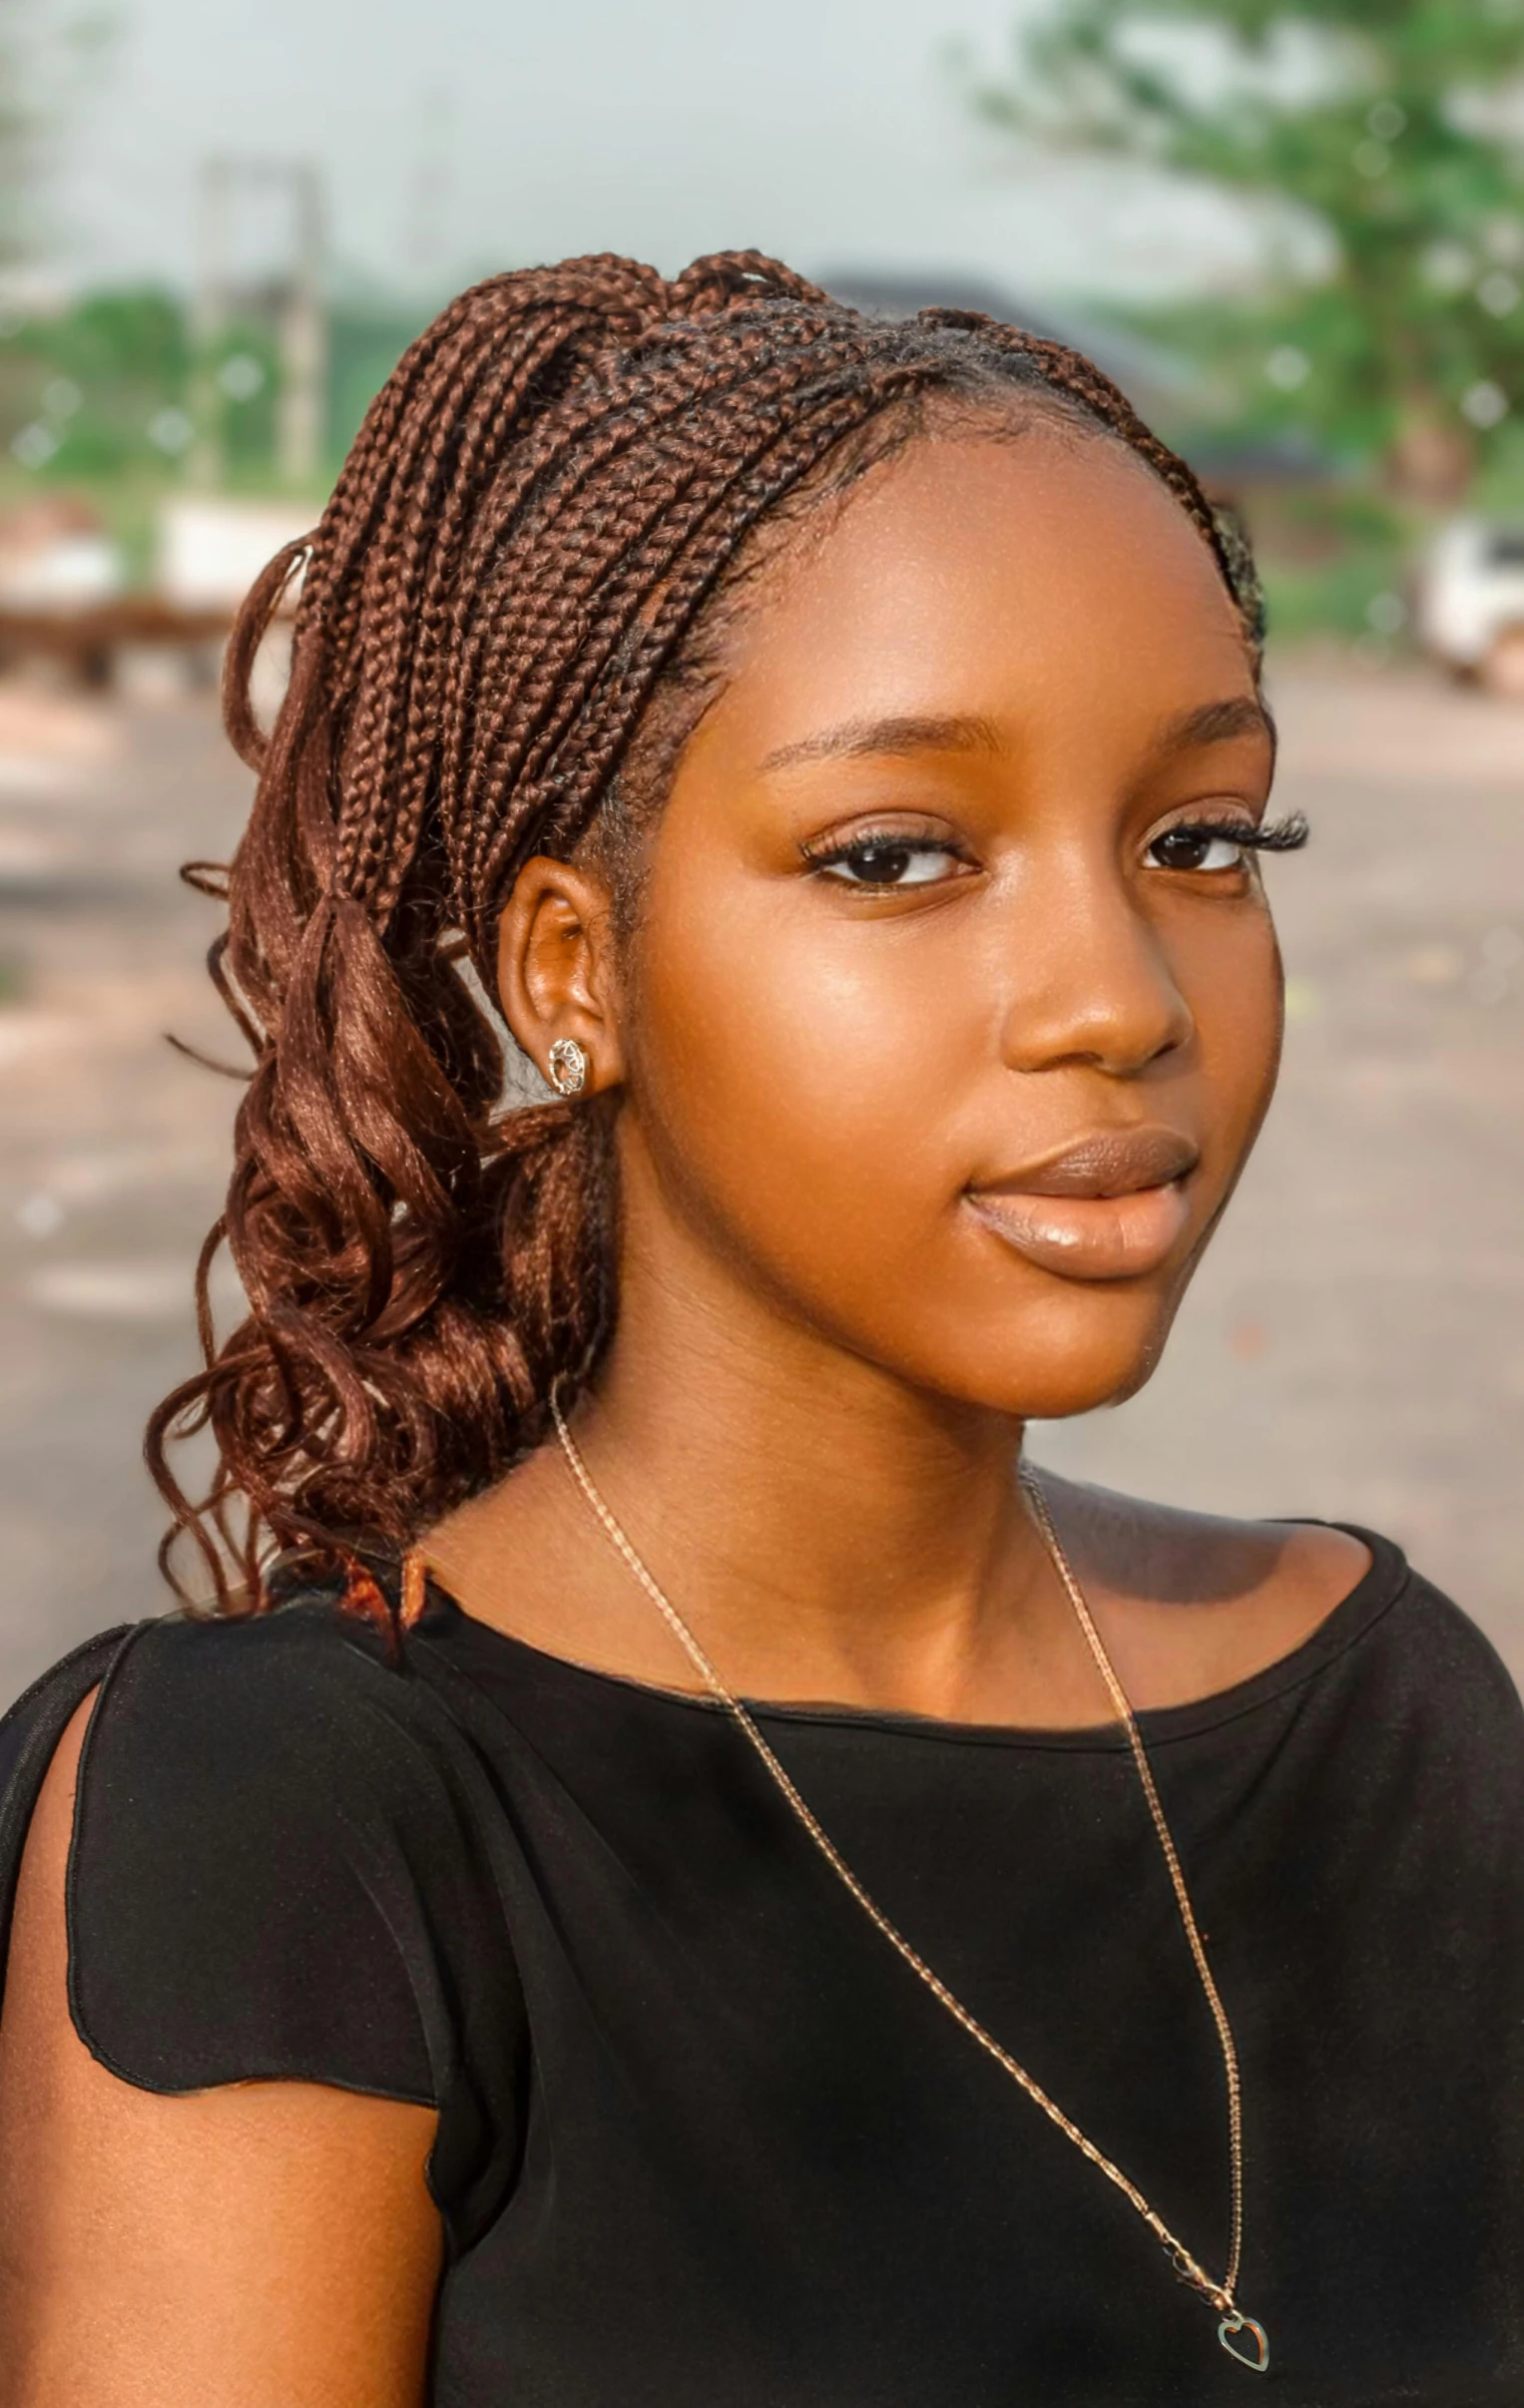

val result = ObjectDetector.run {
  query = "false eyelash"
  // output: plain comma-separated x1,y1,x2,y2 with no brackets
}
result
800,813,1311,872
1177,812,1309,853
799,824,969,869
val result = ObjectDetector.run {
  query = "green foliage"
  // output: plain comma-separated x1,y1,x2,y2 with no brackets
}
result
326,301,431,462
0,288,429,502
973,1,1524,493
1469,408,1524,503
210,321,281,480
0,286,433,575
1259,532,1407,638
0,287,188,477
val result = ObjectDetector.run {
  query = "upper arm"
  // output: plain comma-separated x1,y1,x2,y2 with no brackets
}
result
0,1690,443,2408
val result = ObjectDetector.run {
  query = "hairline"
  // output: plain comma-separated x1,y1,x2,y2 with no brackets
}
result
571,382,1242,946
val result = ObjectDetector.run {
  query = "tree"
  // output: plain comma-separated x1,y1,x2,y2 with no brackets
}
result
972,1,1524,502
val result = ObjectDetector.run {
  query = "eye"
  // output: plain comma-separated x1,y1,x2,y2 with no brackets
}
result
1145,823,1252,874
813,837,965,888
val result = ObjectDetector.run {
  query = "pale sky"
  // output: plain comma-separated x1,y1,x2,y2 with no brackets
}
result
49,0,1256,305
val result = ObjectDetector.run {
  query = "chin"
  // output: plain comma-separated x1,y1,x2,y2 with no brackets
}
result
946,1284,1187,1422
978,1364,1157,1421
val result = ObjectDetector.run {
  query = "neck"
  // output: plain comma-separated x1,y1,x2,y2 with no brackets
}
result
568,1221,1060,1717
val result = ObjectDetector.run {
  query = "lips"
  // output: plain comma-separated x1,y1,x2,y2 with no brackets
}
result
964,1127,1200,1282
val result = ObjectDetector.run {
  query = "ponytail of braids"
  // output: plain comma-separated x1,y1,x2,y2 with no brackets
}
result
146,249,1264,1615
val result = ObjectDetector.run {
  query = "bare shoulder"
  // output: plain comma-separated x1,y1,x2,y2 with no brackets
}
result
1041,1473,1371,1613
1036,1472,1373,1711
0,1690,440,2408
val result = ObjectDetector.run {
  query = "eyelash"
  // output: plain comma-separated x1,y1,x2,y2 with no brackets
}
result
1160,813,1309,856
1147,812,1309,870
799,824,974,887
801,812,1309,888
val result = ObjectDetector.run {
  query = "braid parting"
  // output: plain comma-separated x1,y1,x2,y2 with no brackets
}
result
152,248,1266,1612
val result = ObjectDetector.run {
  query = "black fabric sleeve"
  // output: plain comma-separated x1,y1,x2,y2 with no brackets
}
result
0,1623,135,1975
0,1603,528,2253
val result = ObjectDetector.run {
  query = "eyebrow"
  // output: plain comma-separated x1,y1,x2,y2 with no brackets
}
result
1155,695,1277,762
758,713,1004,775
756,696,1275,778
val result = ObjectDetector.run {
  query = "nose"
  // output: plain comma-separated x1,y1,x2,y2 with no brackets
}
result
995,847,1194,1078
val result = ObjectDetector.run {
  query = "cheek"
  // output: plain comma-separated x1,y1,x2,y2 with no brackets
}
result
1175,899,1284,1164
631,872,973,1277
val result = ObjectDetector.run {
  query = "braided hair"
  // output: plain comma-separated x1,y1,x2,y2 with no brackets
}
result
146,248,1265,1613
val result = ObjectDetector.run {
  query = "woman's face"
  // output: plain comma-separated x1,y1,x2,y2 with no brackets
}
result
608,424,1282,1419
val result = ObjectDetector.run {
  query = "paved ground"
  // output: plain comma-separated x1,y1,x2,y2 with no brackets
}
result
1,655,1521,1709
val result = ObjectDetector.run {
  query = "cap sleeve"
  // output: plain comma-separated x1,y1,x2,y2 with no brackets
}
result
7,1603,526,2252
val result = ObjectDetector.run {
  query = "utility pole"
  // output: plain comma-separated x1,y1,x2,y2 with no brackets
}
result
188,156,329,491
277,164,326,486
405,89,453,292
189,157,232,489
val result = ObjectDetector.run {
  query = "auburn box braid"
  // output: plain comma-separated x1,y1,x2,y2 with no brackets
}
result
146,248,1265,1615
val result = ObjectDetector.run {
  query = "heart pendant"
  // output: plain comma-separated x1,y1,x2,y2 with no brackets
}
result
1218,2311,1270,2373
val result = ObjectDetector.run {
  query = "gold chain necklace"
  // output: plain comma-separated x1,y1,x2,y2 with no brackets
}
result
550,1391,1270,2376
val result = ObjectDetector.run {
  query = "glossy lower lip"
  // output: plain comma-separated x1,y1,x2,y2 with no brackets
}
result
964,1181,1192,1281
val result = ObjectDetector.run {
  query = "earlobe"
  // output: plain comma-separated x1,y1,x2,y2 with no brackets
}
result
494,855,624,1096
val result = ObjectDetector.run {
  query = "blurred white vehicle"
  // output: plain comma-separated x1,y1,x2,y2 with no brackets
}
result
1414,518,1524,694
157,497,315,614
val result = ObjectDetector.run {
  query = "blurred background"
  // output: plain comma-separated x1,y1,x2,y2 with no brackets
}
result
1,0,1522,1707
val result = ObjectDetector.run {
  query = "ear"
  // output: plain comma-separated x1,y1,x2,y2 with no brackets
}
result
495,857,626,1095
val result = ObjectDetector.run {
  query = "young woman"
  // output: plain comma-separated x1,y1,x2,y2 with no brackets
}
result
1,252,1520,2408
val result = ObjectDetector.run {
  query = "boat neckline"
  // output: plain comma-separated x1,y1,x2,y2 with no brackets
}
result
412,1520,1412,1752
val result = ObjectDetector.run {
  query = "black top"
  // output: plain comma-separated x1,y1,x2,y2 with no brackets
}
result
3,1530,1523,2407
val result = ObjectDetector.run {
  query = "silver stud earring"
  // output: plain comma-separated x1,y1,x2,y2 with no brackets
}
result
547,1037,589,1098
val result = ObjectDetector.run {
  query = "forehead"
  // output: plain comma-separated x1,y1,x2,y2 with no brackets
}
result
700,428,1255,762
